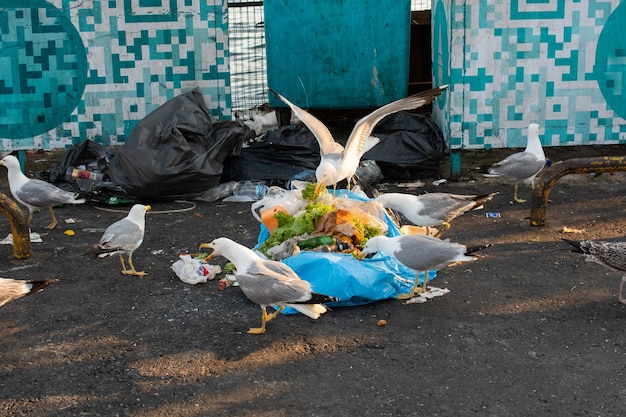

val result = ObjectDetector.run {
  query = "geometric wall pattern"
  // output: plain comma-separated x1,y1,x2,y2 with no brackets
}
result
0,0,230,151
433,0,626,150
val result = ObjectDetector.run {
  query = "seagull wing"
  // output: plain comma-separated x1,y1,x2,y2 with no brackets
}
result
99,218,143,251
269,88,343,156
486,151,545,179
16,179,82,207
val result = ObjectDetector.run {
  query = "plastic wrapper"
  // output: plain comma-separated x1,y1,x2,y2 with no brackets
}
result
172,254,221,285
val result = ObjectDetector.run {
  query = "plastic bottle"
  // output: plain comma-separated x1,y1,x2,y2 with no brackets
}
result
65,166,104,183
106,196,136,206
198,181,236,202
233,181,268,200
297,235,335,249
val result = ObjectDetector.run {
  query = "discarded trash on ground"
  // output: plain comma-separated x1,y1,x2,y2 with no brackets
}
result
0,232,43,244
172,254,222,285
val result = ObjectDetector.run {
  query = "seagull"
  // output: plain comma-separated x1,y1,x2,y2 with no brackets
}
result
375,191,498,237
199,237,338,334
0,155,86,229
562,239,626,304
84,204,151,277
483,123,545,203
0,277,58,307
270,85,449,193
361,234,488,299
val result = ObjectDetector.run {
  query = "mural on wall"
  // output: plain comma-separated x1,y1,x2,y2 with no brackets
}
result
433,0,626,150
0,0,230,151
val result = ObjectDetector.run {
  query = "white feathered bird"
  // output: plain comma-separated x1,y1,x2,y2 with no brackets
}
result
199,237,338,334
361,234,488,299
375,191,497,236
483,123,545,203
0,155,86,229
270,85,448,193
84,204,151,277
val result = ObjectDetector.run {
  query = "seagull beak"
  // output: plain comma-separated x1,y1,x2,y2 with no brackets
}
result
145,205,152,211
315,177,327,195
199,243,215,260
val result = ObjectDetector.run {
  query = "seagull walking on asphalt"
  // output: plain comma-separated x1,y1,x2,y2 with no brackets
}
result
84,204,151,277
0,155,86,229
270,85,448,193
563,238,626,304
361,234,487,299
199,237,338,334
375,191,497,236
483,123,545,203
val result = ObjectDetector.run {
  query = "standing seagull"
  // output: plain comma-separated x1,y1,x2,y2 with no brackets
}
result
270,85,448,193
0,155,86,229
563,239,626,304
84,204,151,277
375,191,497,237
361,234,487,299
483,123,545,203
0,277,58,307
199,237,338,334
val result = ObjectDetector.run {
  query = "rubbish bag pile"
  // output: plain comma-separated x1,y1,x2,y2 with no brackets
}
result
47,89,446,204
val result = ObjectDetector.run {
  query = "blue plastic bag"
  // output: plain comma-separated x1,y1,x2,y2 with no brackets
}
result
254,190,437,312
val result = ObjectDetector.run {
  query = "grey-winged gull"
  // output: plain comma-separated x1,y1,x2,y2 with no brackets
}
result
563,238,626,304
0,277,58,307
84,204,151,277
0,155,86,229
199,237,338,334
375,191,497,237
483,123,545,203
270,85,449,193
361,234,488,299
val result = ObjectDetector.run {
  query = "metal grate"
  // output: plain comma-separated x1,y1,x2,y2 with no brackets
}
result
228,1,267,119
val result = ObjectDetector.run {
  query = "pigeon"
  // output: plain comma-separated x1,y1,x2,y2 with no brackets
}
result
0,155,86,229
0,277,58,307
270,85,448,193
563,238,626,304
84,204,151,276
375,191,498,236
199,237,338,334
483,123,545,203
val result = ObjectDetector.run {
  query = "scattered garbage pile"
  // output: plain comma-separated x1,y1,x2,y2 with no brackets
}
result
175,182,439,308
43,89,446,205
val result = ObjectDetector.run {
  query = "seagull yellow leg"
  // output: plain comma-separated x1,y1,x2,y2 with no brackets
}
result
266,305,285,321
45,207,58,229
123,255,147,277
28,212,34,225
397,272,428,300
513,183,526,203
248,307,269,334
434,222,451,238
119,255,130,274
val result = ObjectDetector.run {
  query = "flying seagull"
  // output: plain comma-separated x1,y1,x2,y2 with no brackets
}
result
84,204,151,277
199,237,338,334
361,234,488,299
0,155,86,229
0,277,58,307
270,85,449,193
563,238,626,304
375,191,497,236
483,123,545,203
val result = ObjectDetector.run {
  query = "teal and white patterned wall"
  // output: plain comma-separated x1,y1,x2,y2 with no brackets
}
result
0,0,230,151
432,0,626,151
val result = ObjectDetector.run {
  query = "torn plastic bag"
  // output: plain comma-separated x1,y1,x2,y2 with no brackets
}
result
254,190,437,312
222,124,321,184
108,89,251,201
363,111,446,180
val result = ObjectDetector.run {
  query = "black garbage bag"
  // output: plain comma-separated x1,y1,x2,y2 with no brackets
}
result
364,112,446,179
222,124,321,185
108,89,251,201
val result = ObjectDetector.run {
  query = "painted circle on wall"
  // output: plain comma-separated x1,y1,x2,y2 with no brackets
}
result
594,1,626,119
0,0,88,139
